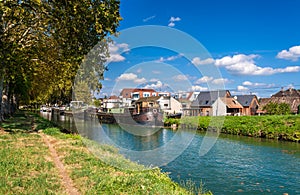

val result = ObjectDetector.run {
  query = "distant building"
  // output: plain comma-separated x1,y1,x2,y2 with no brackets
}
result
103,96,122,109
258,88,300,114
134,96,182,115
158,96,182,115
175,91,200,110
120,88,170,101
188,90,231,116
212,97,243,116
234,95,259,115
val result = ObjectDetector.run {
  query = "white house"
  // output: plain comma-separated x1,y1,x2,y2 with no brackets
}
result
158,96,182,115
103,96,122,109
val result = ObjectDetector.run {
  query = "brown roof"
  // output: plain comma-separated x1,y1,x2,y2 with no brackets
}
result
272,88,300,98
221,97,243,109
109,95,119,100
136,96,161,102
120,88,156,98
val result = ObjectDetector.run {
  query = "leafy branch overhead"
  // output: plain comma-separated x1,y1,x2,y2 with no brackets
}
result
0,0,122,116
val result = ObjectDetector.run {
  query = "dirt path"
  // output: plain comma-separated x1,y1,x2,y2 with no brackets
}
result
41,133,80,195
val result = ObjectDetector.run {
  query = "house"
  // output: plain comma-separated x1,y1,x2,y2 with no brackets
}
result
157,96,182,115
134,96,161,114
102,96,122,110
211,97,243,116
234,95,259,115
257,88,300,114
120,88,170,100
175,91,200,110
188,90,231,116
134,96,182,115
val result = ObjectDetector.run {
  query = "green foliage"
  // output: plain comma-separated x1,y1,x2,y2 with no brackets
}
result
93,99,102,107
263,102,291,115
166,115,300,142
0,0,122,116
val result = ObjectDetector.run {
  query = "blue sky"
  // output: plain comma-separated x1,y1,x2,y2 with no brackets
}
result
98,0,300,98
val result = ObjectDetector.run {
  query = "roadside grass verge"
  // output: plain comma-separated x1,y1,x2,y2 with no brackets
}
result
0,111,212,195
165,115,300,142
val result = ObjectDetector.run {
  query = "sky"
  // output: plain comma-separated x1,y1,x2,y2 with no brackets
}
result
96,0,300,98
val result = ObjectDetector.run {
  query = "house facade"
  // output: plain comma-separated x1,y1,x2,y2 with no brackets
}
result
120,88,170,101
235,95,259,115
175,91,200,110
158,96,182,115
187,90,231,116
134,96,161,114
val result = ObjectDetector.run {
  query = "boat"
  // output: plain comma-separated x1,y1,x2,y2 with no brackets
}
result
167,113,182,119
98,107,164,128
131,108,164,127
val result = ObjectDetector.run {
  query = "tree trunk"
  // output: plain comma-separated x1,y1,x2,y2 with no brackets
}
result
0,74,4,122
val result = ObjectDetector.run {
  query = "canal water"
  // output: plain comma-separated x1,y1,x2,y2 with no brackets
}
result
41,112,300,195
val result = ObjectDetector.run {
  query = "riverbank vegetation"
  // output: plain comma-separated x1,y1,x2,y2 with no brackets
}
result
165,115,300,142
0,111,212,194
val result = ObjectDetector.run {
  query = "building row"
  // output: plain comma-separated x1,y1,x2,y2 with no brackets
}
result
100,88,260,116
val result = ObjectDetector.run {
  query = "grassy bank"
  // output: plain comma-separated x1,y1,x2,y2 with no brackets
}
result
165,115,300,142
0,111,212,194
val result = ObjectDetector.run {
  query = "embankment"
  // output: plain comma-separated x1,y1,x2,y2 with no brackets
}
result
165,115,300,142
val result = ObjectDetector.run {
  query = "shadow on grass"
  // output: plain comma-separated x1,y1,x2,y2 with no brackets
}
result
0,111,51,134
0,111,74,135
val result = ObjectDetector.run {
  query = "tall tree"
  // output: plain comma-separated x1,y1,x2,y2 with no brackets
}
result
0,0,121,121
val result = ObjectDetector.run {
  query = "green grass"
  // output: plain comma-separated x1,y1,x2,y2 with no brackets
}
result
165,115,300,142
0,111,212,195
0,132,64,194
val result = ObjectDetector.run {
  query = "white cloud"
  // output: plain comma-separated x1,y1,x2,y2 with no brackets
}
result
194,76,213,84
143,15,156,22
190,85,208,92
108,42,130,62
144,81,165,89
168,16,181,27
242,81,265,87
237,85,249,91
157,54,183,62
277,45,300,61
215,54,300,75
116,73,146,84
242,81,254,86
170,17,181,22
191,57,215,66
212,78,230,85
173,75,188,81
150,78,159,82
168,22,175,27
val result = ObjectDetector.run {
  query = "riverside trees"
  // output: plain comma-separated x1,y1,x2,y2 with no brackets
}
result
0,0,121,121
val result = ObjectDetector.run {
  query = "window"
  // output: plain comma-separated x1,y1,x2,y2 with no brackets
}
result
143,92,150,97
132,94,140,99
